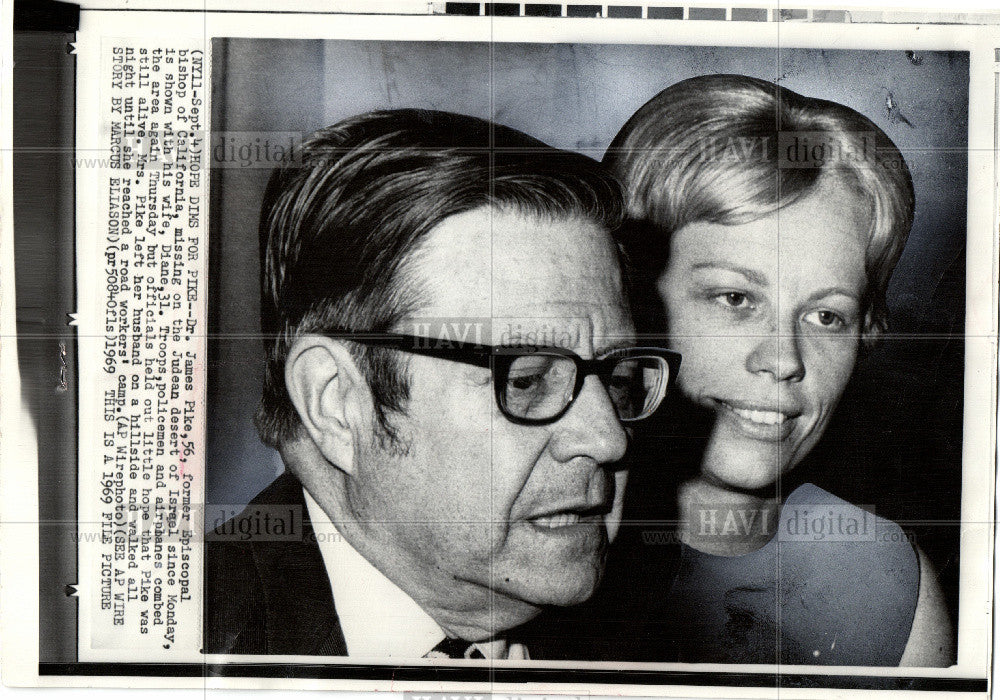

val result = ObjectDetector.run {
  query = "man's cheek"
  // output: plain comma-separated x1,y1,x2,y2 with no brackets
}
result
606,469,628,542
488,433,546,494
428,521,509,585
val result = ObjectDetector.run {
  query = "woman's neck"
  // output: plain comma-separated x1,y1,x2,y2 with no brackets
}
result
677,478,782,556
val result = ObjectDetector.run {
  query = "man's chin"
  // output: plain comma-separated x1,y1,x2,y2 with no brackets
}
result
491,562,605,609
483,523,608,610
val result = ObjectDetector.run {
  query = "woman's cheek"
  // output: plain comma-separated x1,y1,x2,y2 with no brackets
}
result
805,334,859,400
675,340,733,408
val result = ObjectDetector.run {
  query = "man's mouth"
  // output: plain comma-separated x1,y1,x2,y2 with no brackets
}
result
531,513,582,529
526,504,610,530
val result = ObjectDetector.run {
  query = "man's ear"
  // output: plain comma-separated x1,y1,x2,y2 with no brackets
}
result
284,335,368,475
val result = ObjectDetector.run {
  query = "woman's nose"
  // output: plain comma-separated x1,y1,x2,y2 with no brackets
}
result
745,325,806,382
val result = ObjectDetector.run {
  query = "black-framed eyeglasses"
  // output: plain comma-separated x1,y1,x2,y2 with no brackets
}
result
334,332,681,426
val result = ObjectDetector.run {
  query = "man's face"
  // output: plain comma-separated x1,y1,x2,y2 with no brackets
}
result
346,206,634,620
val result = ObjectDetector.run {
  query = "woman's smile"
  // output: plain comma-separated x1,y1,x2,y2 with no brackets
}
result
713,398,799,441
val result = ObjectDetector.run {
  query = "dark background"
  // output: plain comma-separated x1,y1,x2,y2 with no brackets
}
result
15,30,79,664
207,39,968,633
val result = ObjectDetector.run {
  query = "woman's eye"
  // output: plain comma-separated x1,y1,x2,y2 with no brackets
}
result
714,291,752,309
803,309,846,329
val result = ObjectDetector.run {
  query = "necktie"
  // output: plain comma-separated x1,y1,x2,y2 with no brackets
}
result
506,642,530,660
424,637,530,660
425,636,485,659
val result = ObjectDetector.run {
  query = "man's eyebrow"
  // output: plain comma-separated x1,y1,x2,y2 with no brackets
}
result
690,262,769,286
595,339,635,357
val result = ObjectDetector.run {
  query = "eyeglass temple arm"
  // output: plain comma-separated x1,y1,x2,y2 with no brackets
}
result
330,332,494,367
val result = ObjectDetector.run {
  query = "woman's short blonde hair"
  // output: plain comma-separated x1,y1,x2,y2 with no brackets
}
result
604,74,914,345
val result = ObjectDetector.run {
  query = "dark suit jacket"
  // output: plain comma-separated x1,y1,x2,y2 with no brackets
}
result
204,471,348,655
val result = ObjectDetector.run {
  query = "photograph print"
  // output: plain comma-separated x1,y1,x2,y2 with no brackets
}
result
204,36,969,671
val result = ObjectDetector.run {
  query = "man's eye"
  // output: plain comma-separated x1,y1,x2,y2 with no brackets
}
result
506,356,558,392
509,373,545,391
803,309,846,329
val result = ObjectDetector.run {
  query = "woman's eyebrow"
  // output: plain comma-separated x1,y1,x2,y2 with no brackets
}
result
807,286,862,303
690,262,768,286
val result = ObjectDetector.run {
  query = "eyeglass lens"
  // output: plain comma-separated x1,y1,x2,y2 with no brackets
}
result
504,354,578,421
502,354,669,422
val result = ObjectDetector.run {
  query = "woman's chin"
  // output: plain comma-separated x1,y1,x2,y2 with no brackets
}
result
698,460,786,495
696,437,802,494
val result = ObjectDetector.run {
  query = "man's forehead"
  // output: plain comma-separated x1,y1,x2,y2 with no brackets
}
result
490,313,633,354
401,313,633,357
410,206,629,321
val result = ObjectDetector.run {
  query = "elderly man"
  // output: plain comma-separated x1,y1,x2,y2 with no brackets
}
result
205,110,679,659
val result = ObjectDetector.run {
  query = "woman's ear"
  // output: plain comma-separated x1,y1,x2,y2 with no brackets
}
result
284,335,368,475
860,306,886,354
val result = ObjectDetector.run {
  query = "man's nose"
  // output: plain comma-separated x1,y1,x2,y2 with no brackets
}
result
548,375,628,465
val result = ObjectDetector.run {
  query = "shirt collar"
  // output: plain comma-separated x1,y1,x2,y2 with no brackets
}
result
303,489,444,659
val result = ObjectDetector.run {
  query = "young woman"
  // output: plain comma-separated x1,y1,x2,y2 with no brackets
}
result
604,74,954,666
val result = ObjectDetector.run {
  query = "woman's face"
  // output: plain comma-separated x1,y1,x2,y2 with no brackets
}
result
659,179,869,492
